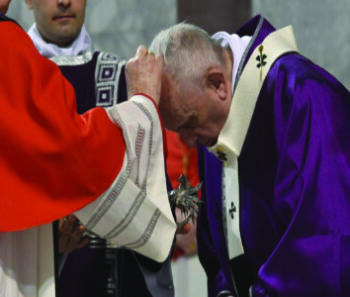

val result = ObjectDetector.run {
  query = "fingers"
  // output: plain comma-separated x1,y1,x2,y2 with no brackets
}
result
76,235,89,249
58,215,88,254
174,214,198,256
154,53,164,74
176,222,191,234
125,45,164,104
71,224,86,243
135,45,156,59
135,45,148,58
59,215,75,233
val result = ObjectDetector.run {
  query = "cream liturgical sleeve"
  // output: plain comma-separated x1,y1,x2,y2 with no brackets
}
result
76,95,176,262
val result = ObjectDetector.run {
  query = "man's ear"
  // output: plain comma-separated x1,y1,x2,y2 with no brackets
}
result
205,69,229,101
24,0,33,10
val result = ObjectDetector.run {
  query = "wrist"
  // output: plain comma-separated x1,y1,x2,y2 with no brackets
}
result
132,93,168,159
134,92,158,106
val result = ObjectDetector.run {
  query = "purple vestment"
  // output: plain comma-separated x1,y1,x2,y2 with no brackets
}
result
198,15,350,297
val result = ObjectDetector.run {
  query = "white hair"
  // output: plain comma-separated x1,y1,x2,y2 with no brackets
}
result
149,22,226,90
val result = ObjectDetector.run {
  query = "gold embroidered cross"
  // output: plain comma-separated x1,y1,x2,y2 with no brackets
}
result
256,45,267,81
216,146,228,165
229,202,236,219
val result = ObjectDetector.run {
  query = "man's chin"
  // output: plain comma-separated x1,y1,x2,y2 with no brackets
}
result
0,3,10,14
161,116,177,131
201,138,216,147
51,30,76,47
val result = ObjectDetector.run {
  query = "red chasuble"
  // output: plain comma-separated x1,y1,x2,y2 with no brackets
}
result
0,20,126,231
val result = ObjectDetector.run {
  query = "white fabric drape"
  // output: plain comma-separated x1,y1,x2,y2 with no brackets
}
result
27,23,91,58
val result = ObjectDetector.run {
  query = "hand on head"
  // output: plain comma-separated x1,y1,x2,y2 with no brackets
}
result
125,45,164,104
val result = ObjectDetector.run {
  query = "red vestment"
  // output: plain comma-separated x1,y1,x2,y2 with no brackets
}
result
0,20,126,231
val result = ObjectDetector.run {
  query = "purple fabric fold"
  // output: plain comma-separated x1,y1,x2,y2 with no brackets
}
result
198,14,350,297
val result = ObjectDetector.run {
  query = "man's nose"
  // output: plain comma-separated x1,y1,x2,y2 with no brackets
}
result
58,0,71,6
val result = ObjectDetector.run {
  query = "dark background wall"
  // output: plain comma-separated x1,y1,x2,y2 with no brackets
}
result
178,0,251,33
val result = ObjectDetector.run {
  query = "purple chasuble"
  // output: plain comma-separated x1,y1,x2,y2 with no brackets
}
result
198,15,350,297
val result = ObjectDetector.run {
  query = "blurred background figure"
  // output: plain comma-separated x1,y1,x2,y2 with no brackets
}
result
9,0,350,296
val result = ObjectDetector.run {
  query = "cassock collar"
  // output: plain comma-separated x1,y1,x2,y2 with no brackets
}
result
27,23,92,58
208,16,297,164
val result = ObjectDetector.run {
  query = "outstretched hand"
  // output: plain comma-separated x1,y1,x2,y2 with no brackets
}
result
125,45,164,104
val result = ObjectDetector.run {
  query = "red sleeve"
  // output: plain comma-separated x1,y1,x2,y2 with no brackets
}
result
0,21,125,231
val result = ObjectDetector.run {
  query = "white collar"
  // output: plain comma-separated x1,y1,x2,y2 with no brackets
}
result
27,23,92,58
212,32,251,91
